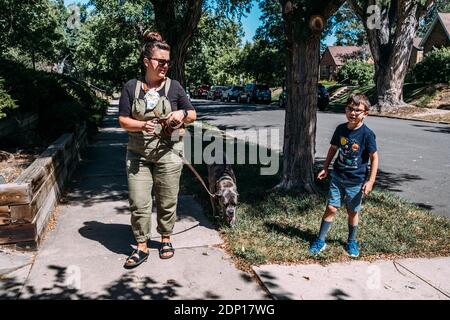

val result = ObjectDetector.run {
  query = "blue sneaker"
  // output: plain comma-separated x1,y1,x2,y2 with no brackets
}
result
309,239,327,255
346,240,360,258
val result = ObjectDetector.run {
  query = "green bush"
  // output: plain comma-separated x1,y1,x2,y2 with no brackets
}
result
0,77,17,119
0,58,105,144
413,47,450,84
337,60,374,86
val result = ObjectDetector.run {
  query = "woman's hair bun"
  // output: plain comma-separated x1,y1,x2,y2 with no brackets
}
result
143,31,163,43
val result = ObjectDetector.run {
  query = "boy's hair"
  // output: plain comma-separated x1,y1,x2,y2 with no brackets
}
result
346,94,371,111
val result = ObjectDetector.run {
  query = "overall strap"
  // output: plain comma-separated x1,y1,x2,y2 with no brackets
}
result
135,80,142,100
164,77,171,97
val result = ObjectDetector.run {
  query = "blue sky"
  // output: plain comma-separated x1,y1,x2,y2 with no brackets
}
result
64,0,335,45
240,1,263,43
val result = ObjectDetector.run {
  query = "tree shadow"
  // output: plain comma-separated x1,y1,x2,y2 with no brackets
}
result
255,270,295,300
376,168,423,193
0,263,228,300
411,124,450,135
264,222,346,247
330,288,350,300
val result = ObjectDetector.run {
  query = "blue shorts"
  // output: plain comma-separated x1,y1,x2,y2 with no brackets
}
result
327,172,364,213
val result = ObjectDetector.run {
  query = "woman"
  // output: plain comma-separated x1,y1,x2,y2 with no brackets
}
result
118,31,196,268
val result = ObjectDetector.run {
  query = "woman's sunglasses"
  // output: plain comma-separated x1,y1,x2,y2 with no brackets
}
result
149,57,171,67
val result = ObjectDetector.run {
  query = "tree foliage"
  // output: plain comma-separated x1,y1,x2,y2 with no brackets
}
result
239,39,285,86
330,2,367,46
185,12,244,86
337,60,374,85
0,77,17,119
412,47,450,83
74,0,154,90
0,0,67,69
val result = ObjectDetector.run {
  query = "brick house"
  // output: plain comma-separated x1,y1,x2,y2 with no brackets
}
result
420,12,450,55
319,46,373,81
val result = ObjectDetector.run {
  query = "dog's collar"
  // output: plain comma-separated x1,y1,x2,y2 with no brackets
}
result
215,175,234,186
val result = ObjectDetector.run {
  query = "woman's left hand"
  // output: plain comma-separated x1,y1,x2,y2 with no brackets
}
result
166,110,185,127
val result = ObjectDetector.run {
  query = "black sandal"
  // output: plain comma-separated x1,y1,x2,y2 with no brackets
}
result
123,249,149,269
159,242,175,259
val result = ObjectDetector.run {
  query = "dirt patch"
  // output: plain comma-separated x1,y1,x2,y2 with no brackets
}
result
377,105,450,124
0,148,45,183
409,83,450,109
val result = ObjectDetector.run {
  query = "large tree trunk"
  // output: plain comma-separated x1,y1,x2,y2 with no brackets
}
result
348,0,432,111
277,30,321,193
276,0,343,193
150,0,203,87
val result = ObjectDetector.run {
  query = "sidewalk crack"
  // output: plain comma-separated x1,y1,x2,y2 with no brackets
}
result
393,260,450,298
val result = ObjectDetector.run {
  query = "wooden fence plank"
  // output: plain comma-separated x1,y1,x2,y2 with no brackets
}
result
10,158,68,223
0,223,36,244
0,206,9,214
33,181,59,238
0,183,31,206
0,206,11,225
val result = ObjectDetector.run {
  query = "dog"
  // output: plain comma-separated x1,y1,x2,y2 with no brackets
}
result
207,158,238,225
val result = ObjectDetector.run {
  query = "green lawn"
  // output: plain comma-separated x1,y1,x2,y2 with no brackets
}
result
180,125,450,270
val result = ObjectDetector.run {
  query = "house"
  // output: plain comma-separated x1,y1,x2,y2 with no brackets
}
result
420,12,450,55
319,46,373,81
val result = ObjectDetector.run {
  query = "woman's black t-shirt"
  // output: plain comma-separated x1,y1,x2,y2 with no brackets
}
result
119,78,194,117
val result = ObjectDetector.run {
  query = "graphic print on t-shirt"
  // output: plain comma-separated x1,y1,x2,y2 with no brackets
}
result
338,136,360,169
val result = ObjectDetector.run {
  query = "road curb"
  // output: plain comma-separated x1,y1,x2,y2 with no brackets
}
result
367,113,450,125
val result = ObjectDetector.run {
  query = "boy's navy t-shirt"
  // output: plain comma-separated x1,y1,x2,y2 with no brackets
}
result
330,123,377,183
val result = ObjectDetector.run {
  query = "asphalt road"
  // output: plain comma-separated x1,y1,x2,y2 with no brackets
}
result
193,99,450,218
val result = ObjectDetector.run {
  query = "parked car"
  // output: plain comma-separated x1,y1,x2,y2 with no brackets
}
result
221,85,244,102
278,84,330,110
207,86,225,100
193,84,210,99
239,84,271,104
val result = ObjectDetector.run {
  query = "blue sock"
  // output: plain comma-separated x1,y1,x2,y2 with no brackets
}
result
348,224,358,242
318,220,332,241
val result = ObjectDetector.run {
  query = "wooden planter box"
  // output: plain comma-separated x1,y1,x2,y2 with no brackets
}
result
0,123,88,248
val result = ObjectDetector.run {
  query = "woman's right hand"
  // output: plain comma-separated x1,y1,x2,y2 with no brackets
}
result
317,168,328,180
143,120,156,134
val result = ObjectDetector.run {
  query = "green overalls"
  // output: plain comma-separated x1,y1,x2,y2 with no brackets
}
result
126,78,184,242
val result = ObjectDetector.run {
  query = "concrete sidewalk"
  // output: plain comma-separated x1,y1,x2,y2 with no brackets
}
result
253,257,450,300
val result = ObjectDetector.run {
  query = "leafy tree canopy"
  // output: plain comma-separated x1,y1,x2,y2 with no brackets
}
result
0,0,67,69
185,11,244,86
74,0,154,89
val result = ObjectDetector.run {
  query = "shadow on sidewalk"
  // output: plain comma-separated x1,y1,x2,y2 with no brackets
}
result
78,221,161,256
0,265,195,300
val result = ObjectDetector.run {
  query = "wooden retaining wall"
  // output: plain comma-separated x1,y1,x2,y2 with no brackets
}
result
0,123,88,247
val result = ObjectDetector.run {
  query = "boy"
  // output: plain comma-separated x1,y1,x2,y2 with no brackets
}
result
309,93,378,258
